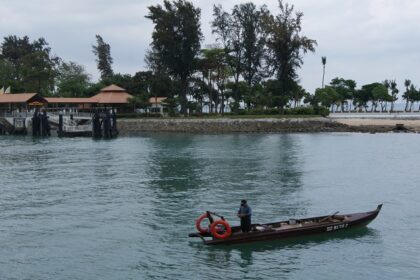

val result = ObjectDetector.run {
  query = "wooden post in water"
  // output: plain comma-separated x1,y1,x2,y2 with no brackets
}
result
58,113,63,136
32,110,40,136
92,111,102,138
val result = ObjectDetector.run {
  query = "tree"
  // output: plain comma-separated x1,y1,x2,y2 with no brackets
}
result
0,58,15,89
330,78,356,112
146,0,203,115
354,82,383,112
212,4,242,107
262,79,298,109
102,73,134,93
263,1,317,108
403,79,411,112
372,84,389,112
389,80,398,112
321,56,326,88
314,86,339,112
92,35,114,80
56,61,91,97
1,36,59,95
292,85,307,108
408,84,418,112
198,48,231,113
233,3,267,86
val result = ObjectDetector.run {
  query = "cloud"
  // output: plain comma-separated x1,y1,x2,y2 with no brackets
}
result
0,0,419,94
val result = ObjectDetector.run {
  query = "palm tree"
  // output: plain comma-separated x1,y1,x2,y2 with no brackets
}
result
321,56,327,88
403,79,411,112
390,80,398,112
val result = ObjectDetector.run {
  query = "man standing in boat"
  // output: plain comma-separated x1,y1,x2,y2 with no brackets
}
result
237,200,252,232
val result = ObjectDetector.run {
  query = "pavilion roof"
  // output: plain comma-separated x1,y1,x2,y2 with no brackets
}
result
91,84,133,104
100,84,126,92
0,93,46,104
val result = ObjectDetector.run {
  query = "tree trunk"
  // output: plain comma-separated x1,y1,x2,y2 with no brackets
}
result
220,89,225,115
180,76,188,115
208,74,213,113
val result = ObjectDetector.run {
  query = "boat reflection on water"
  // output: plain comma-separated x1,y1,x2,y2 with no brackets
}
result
192,227,380,271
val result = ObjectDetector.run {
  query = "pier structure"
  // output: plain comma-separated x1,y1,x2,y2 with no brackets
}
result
92,109,118,138
1,109,119,138
0,84,130,137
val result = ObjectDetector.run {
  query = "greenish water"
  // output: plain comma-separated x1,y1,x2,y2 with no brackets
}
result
0,133,419,279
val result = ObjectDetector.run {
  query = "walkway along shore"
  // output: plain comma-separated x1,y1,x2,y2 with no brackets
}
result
117,117,420,135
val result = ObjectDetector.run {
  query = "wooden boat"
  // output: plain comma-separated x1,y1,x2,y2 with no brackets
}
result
189,204,382,245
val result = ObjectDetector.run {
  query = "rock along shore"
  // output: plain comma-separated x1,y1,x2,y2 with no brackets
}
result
117,117,391,135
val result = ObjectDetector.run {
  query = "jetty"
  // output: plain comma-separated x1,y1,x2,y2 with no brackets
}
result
0,110,118,138
0,84,133,138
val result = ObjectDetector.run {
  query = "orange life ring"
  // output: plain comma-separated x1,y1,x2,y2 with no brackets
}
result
210,220,232,239
196,213,211,234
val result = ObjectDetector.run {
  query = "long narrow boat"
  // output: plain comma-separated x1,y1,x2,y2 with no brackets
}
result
189,204,382,245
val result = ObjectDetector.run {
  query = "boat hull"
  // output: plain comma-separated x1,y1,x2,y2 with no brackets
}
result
190,204,382,246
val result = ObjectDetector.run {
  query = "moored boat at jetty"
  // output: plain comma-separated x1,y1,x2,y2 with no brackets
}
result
189,204,382,245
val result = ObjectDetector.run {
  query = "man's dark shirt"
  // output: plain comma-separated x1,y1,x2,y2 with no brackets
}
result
238,205,252,217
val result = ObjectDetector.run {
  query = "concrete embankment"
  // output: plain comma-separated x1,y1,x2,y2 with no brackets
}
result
117,117,363,135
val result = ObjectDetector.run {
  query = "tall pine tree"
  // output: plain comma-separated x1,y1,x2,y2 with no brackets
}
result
146,0,203,115
92,35,114,80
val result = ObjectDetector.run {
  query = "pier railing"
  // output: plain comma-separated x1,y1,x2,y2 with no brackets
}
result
3,112,93,118
62,124,92,132
3,112,33,118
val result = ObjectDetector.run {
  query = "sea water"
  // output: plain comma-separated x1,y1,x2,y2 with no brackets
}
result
0,133,419,279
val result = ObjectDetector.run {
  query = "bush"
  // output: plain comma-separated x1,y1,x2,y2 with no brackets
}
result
226,106,329,116
314,106,330,117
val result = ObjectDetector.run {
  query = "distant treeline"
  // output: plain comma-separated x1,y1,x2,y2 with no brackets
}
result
0,0,415,115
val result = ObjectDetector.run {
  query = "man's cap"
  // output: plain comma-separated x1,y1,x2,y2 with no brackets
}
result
241,199,247,204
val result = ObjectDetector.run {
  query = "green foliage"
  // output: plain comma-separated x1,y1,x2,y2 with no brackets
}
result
0,58,15,88
314,86,339,109
226,106,329,116
128,95,150,109
84,82,106,97
163,96,179,116
146,0,203,114
233,3,267,86
92,35,113,80
212,4,243,90
102,73,136,94
263,1,317,102
212,3,267,104
198,48,230,113
0,35,59,95
56,61,91,97
372,84,389,101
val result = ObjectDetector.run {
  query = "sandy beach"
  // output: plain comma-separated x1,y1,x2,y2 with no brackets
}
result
334,119,420,130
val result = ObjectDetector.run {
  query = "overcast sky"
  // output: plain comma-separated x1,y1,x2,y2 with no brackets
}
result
1,0,420,94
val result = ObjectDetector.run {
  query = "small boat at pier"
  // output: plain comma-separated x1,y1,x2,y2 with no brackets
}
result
189,204,382,245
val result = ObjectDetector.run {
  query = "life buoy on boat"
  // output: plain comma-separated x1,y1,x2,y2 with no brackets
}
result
210,220,232,239
196,213,212,234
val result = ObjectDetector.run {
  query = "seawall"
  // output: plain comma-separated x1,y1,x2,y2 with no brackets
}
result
117,117,362,135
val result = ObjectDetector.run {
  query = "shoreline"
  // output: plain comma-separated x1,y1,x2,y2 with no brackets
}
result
117,117,420,135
